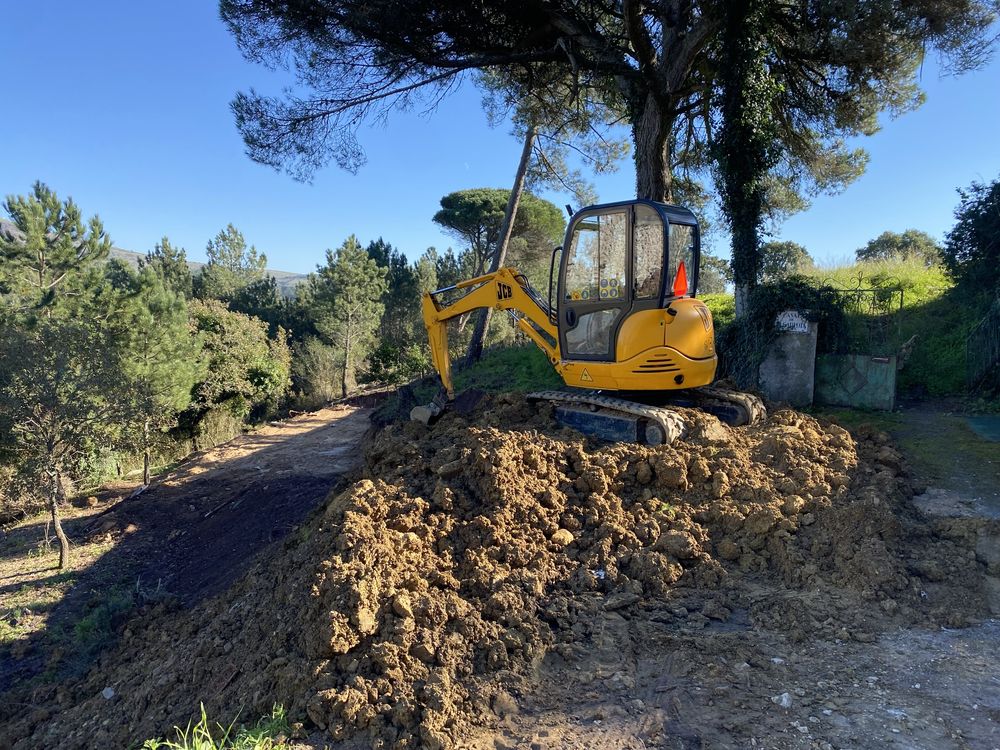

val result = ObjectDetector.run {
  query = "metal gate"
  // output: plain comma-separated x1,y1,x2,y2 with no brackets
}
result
967,296,1000,389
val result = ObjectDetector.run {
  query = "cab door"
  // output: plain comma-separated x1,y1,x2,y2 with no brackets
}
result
557,209,629,361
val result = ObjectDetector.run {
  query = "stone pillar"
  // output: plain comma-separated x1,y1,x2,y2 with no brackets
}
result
757,310,818,407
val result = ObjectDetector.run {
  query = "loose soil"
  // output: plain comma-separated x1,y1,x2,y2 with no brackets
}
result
3,394,996,749
0,404,371,694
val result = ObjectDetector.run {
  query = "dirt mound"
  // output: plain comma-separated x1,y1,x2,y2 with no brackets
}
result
2,395,989,749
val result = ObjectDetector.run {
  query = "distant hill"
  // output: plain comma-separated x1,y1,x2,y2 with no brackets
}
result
0,219,308,298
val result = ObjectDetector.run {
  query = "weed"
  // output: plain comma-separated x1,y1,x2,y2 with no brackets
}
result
141,704,290,750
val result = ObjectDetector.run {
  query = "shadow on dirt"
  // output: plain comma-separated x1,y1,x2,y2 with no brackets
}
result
0,405,375,695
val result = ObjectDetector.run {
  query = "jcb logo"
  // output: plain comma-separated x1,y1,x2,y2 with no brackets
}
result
497,282,513,300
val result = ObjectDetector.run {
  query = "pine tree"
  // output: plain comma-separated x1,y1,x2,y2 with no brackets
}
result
0,320,124,568
310,236,388,397
141,236,194,299
119,267,204,484
196,224,267,301
0,181,111,315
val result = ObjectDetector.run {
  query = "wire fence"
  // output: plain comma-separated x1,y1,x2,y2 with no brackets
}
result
967,295,1000,389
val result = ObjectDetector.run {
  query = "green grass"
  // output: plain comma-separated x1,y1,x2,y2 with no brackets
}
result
701,260,988,396
802,258,977,394
804,257,953,307
141,705,290,750
816,406,1000,494
455,344,563,393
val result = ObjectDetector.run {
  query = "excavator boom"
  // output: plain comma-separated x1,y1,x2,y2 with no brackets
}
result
421,267,559,398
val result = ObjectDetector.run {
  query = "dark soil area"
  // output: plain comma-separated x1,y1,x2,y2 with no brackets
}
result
0,405,372,694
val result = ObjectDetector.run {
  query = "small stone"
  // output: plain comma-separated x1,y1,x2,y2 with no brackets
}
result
551,529,574,547
436,459,464,479
101,687,115,701
801,513,816,526
492,690,519,718
782,495,805,516
717,539,740,560
702,600,730,621
392,593,414,619
712,471,730,498
771,692,792,709
655,530,698,558
411,643,436,663
354,607,378,634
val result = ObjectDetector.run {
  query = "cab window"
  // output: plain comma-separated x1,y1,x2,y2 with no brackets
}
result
633,204,664,299
564,212,626,302
667,223,696,297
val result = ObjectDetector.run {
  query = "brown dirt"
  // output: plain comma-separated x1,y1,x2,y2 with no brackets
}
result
1,395,995,749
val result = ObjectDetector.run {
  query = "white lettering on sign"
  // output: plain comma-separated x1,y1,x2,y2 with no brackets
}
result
775,310,810,333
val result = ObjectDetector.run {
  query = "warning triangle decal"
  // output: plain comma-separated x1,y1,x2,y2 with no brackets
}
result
581,368,593,382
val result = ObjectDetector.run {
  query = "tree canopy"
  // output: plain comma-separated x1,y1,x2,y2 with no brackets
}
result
760,240,814,282
857,229,943,266
196,223,268,300
308,236,388,397
433,189,564,278
141,236,194,299
0,181,111,314
222,0,996,206
943,177,1000,293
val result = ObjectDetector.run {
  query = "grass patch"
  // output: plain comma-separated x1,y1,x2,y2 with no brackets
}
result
455,344,563,393
805,257,952,307
815,406,1000,494
141,704,290,750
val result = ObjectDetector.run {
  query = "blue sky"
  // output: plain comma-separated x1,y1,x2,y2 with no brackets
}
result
2,2,998,274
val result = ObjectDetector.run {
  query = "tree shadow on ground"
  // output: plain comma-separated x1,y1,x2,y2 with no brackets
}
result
0,405,374,700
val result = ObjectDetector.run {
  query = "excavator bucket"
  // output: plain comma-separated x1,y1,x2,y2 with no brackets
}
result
410,389,449,425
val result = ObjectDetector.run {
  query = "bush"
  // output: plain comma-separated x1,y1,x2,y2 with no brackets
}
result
291,336,342,409
188,300,291,421
715,277,849,388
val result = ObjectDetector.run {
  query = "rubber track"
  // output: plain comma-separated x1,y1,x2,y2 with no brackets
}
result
527,390,687,445
694,386,768,426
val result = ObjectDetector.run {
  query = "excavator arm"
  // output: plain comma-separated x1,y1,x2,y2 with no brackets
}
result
421,267,560,399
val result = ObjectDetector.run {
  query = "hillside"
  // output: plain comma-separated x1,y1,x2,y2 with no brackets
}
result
0,219,308,297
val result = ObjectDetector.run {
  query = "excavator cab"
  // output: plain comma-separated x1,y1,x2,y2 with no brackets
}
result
548,200,716,391
555,200,699,361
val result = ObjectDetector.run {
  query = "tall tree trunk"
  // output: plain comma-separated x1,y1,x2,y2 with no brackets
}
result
50,468,70,569
142,419,151,486
465,123,538,366
716,0,776,320
632,93,673,202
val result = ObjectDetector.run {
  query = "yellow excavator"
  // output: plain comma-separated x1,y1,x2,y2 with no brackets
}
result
412,199,764,444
